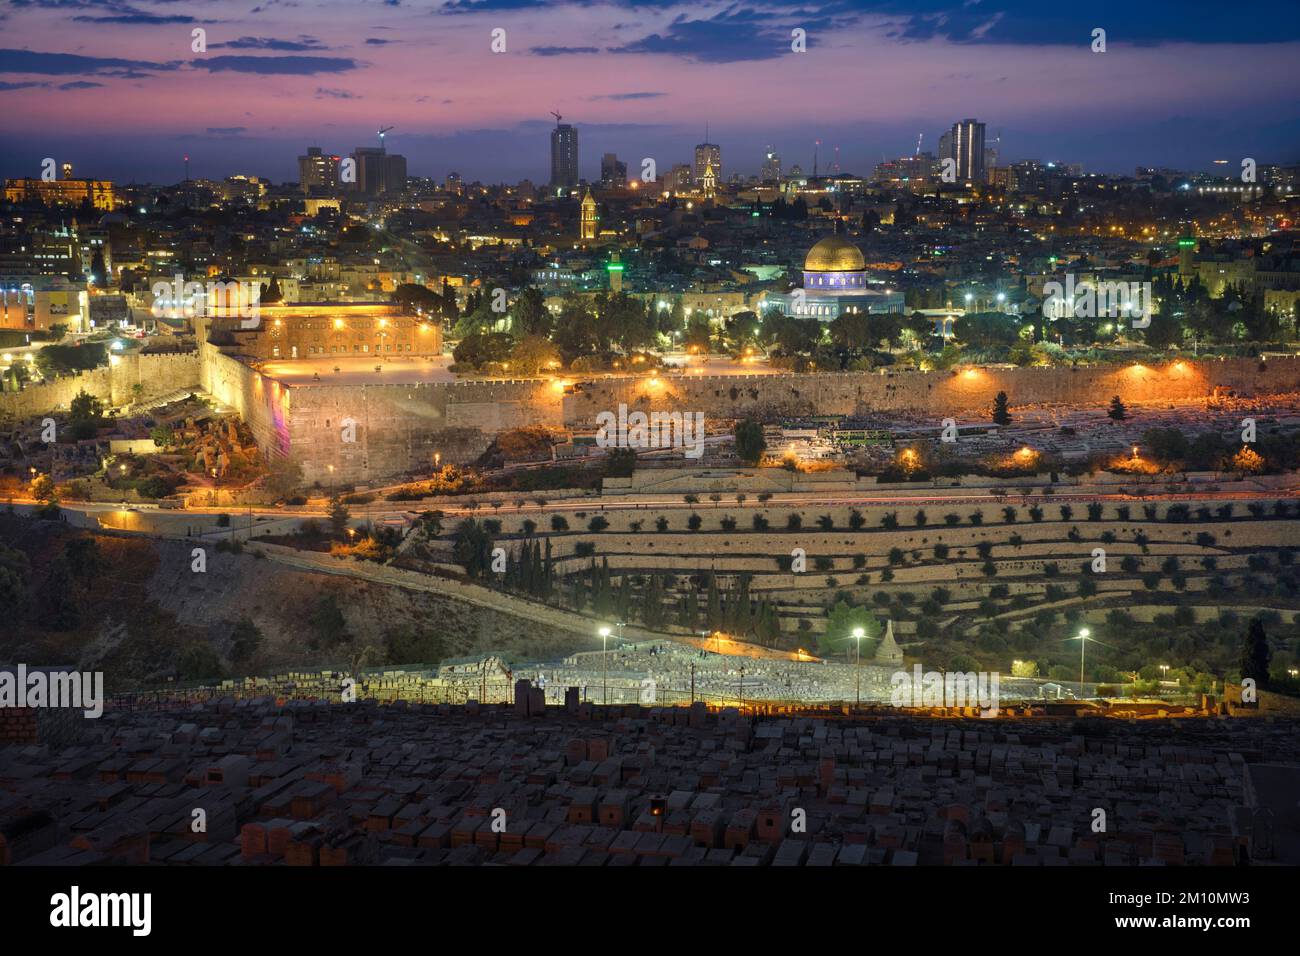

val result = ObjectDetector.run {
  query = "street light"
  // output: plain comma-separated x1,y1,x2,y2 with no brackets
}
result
599,625,611,705
852,626,865,707
1076,627,1092,693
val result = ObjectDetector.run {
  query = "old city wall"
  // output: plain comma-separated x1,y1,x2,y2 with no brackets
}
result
261,355,1300,485
0,351,200,422
562,356,1300,427
199,343,289,461
280,378,564,485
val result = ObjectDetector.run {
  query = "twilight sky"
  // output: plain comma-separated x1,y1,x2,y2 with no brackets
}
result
1,0,1298,186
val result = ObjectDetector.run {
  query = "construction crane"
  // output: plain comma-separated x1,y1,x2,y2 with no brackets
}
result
550,111,562,126
377,125,394,148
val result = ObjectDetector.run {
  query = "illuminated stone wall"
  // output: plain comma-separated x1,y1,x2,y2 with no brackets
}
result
0,351,200,422
202,353,1300,486
562,356,1300,427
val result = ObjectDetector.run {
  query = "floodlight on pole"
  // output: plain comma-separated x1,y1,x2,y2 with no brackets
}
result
599,626,612,705
1077,627,1091,693
852,627,865,708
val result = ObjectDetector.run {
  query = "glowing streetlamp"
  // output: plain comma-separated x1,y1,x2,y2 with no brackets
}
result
1075,627,1093,693
599,625,611,705
852,626,865,707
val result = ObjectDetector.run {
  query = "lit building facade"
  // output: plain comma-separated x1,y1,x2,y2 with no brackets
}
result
3,178,116,210
209,303,442,360
298,147,340,195
950,119,986,184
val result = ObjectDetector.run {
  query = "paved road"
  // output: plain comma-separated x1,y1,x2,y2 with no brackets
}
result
13,483,1296,536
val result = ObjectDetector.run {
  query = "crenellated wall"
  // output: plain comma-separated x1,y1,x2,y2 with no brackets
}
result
212,353,1300,486
562,356,1300,427
9,348,1299,489
0,351,200,422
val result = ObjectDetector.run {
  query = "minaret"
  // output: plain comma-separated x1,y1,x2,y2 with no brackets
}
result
579,188,597,240
607,251,623,293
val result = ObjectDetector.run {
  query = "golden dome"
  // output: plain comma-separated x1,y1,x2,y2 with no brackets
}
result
804,236,865,273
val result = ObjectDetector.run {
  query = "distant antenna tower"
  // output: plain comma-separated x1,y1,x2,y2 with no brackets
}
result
183,154,190,181
813,139,820,178
378,125,395,148
832,145,840,174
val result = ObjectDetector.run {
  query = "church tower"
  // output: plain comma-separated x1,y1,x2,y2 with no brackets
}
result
579,189,597,240
699,159,717,199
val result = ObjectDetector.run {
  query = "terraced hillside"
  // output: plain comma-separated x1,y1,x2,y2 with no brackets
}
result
408,484,1300,688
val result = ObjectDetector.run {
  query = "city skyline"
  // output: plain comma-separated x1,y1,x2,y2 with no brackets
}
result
2,0,1299,184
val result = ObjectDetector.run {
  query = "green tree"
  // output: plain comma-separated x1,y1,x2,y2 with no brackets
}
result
89,249,108,285
328,496,351,538
265,455,303,501
229,618,263,664
1107,396,1127,421
1240,617,1271,688
30,473,57,504
39,553,80,630
512,287,552,338
0,542,32,622
68,389,105,440
63,537,105,583
822,601,881,657
177,641,224,681
992,391,1011,427
734,419,766,465
383,626,445,665
308,594,351,649
451,518,495,578
508,334,561,375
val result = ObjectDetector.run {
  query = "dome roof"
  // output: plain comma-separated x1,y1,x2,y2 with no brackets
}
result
804,236,865,273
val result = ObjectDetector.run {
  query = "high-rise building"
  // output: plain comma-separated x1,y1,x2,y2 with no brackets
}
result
350,147,407,195
298,146,340,195
550,123,579,191
694,141,721,187
385,153,407,194
600,153,627,187
761,148,782,183
950,119,986,184
669,164,692,194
